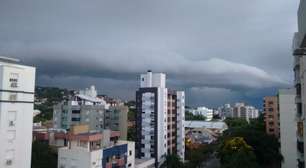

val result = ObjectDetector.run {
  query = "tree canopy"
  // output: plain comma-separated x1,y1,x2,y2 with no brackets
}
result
220,115,283,168
218,137,259,168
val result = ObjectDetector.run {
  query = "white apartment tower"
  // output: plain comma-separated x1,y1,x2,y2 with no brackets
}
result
293,0,306,167
136,71,185,167
278,89,298,168
0,57,36,168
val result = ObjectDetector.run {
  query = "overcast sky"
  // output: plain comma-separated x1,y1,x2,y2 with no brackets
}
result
0,0,299,108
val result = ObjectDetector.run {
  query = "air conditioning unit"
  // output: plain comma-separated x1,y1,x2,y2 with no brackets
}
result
6,159,12,165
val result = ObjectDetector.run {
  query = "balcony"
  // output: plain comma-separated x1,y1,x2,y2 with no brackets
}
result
298,159,305,168
296,95,302,104
293,32,305,53
298,150,304,164
297,140,304,154
296,103,303,120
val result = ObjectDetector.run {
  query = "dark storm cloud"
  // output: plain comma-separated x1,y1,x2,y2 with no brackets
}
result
0,0,298,107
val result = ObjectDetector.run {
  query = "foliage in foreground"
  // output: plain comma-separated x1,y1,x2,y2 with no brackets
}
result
31,141,57,168
185,143,218,168
185,111,207,121
221,114,283,168
161,154,185,168
218,137,259,168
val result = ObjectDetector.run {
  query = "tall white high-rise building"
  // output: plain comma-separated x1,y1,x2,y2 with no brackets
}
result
136,70,185,167
278,88,297,168
293,0,306,167
0,57,36,168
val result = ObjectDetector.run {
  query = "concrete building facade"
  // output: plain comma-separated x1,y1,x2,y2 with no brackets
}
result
136,71,185,167
279,88,298,168
0,57,36,168
53,86,128,139
57,125,135,168
293,1,306,167
232,103,258,121
263,96,280,138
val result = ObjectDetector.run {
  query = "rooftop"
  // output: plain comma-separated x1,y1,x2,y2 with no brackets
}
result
0,56,20,63
185,121,228,131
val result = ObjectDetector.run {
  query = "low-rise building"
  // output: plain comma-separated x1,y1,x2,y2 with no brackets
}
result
184,121,228,134
53,85,128,140
57,125,135,168
187,106,214,121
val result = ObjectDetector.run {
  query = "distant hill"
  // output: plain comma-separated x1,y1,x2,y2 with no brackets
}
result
34,86,72,123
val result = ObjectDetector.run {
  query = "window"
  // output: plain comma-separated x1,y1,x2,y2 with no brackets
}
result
8,111,16,127
129,150,132,156
9,93,17,101
71,110,80,114
6,159,12,166
9,73,19,88
5,149,14,166
7,131,16,141
71,118,80,121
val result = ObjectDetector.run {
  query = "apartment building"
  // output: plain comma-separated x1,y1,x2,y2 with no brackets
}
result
167,90,185,160
279,89,297,168
53,86,127,139
136,71,185,167
219,104,233,119
293,1,306,167
232,103,258,121
105,105,128,140
263,96,280,138
189,106,214,121
57,125,135,168
0,57,36,168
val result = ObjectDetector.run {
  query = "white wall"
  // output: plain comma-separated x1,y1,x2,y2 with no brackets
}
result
157,87,167,164
0,62,35,168
127,141,135,168
140,72,166,88
58,148,102,168
279,89,298,168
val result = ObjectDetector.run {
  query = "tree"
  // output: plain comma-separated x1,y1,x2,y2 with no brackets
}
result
127,127,136,141
223,128,282,168
185,111,207,121
218,137,259,168
161,154,184,168
221,117,283,168
185,143,217,168
224,118,249,128
31,141,57,168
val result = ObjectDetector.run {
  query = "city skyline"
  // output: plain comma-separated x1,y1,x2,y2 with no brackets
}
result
0,0,299,107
